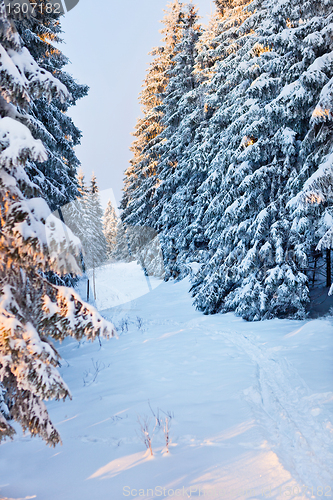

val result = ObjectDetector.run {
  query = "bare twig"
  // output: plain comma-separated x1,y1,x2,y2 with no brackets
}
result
148,399,162,428
163,417,170,453
83,358,105,386
136,316,144,330
137,415,154,456
119,317,129,333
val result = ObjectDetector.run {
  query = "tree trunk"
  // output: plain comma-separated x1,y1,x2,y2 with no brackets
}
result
326,249,331,288
312,254,317,287
93,259,97,301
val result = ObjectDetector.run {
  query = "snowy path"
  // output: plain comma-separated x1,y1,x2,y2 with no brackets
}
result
216,328,333,490
1,270,332,500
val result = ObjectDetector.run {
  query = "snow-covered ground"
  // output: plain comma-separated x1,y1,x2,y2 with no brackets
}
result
84,261,162,310
1,263,333,500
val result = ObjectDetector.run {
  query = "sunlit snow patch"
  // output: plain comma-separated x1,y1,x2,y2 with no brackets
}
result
46,187,165,310
86,261,163,311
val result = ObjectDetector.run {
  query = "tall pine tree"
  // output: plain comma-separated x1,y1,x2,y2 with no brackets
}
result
121,0,186,226
192,0,333,319
15,2,88,212
87,173,107,269
62,171,107,271
103,200,119,260
0,3,115,445
147,3,203,279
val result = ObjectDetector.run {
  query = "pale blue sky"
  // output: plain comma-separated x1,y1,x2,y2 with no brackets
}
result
60,0,214,207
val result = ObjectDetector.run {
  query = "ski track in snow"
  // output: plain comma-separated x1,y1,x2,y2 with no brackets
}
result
211,326,333,491
124,295,333,493
106,283,333,492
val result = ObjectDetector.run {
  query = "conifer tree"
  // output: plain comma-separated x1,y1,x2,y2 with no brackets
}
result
147,3,203,278
58,174,86,273
11,3,88,290
113,220,132,262
103,200,119,260
0,5,115,445
60,170,89,269
151,0,251,278
64,172,107,271
288,73,333,292
121,0,186,227
192,0,333,319
87,173,107,268
14,2,88,212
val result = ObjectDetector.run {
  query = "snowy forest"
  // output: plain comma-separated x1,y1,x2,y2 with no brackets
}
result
121,0,333,321
1,0,333,499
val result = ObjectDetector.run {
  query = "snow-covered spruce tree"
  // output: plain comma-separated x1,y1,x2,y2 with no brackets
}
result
159,0,254,280
86,173,107,268
120,41,166,224
189,0,271,316
194,0,251,83
120,0,185,228
0,7,115,445
103,199,119,260
153,0,252,279
14,3,88,212
58,178,87,274
58,170,88,273
146,3,203,279
64,171,106,271
288,70,333,291
12,4,88,289
192,0,333,320
110,220,164,278
112,220,132,262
